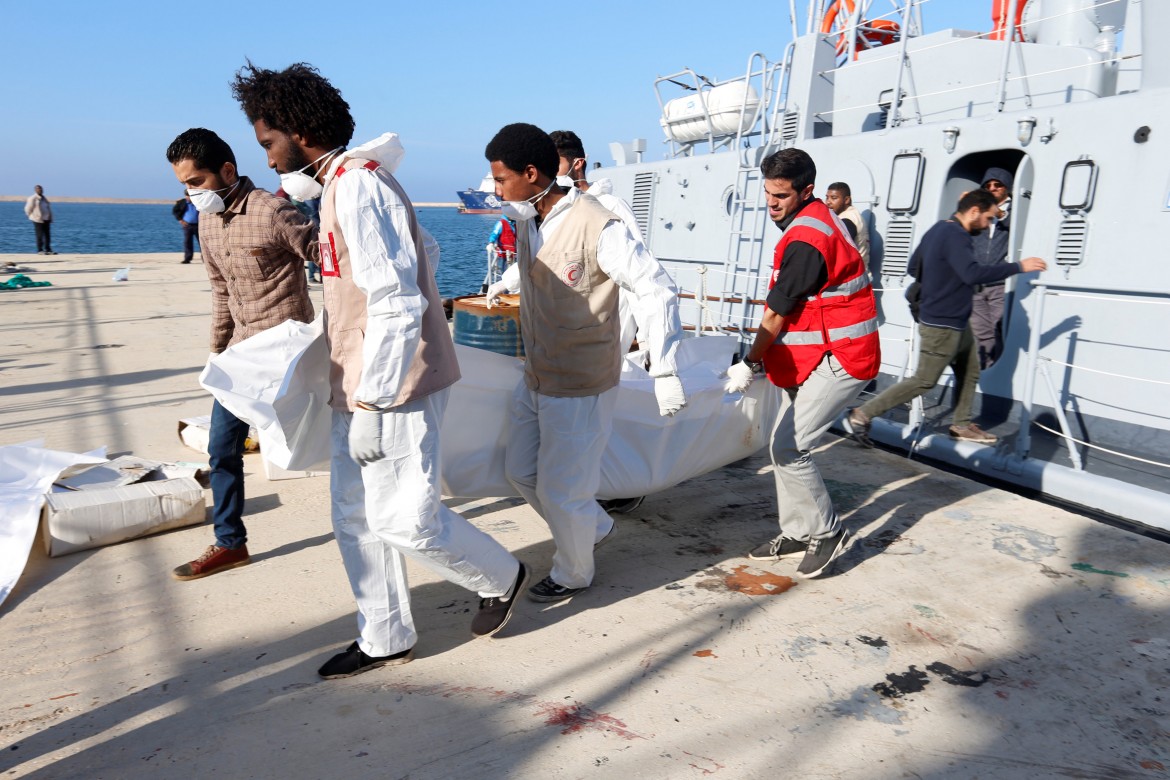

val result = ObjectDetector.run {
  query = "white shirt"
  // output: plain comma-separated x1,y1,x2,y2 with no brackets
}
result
510,186,681,377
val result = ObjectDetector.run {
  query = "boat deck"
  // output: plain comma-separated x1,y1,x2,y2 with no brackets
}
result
2,254,1168,779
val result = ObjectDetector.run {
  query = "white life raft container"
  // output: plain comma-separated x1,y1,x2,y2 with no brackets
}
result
660,82,761,143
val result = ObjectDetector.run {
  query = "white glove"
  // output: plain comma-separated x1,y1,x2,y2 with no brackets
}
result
724,361,755,394
654,375,686,416
349,408,385,466
485,280,508,309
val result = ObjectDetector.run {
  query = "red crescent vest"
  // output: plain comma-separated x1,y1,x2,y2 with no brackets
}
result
764,198,881,388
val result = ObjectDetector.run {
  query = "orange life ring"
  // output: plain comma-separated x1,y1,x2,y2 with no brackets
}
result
821,0,899,59
990,0,1027,41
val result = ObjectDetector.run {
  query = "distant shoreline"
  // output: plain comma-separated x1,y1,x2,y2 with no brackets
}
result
0,195,460,208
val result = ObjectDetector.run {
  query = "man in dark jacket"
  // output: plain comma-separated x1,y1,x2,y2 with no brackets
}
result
846,189,1046,445
970,166,1013,367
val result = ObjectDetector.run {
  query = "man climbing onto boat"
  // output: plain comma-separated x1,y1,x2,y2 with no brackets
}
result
845,189,1047,446
233,62,527,679
484,122,686,603
724,148,879,578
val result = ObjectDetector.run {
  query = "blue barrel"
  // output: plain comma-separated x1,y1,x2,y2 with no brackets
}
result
452,295,524,357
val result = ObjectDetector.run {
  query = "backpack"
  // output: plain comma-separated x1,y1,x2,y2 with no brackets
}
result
172,199,187,220
905,246,924,322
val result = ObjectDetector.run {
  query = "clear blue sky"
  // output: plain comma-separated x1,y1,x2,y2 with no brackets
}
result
0,1,991,202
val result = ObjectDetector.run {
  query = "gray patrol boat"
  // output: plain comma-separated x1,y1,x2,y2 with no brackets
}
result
597,0,1169,533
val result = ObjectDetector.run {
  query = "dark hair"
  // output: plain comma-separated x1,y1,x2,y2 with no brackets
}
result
485,123,559,180
549,129,586,161
956,188,998,213
231,62,354,148
827,181,851,197
166,128,236,171
760,148,816,191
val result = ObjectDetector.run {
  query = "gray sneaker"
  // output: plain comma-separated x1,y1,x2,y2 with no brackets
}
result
843,408,874,448
748,535,809,560
796,528,851,579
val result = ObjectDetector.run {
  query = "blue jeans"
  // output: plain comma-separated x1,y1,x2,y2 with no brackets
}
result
208,401,250,549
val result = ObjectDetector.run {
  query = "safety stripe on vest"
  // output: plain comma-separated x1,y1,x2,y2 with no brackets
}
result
778,316,879,345
814,271,872,300
788,215,834,237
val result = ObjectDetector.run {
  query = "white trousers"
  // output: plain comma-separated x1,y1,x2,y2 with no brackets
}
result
330,388,518,657
769,353,866,542
504,382,617,589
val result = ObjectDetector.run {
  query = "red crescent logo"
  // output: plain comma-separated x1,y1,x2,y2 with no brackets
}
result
562,261,584,287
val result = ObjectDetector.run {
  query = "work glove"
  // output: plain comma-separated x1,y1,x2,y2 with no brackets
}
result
654,374,687,416
349,408,385,466
724,361,755,394
485,280,508,309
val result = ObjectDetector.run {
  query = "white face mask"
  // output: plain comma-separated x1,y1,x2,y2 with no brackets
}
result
279,147,342,202
187,180,240,214
555,175,575,189
501,178,557,222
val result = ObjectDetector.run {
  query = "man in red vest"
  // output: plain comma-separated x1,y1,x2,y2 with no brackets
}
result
724,148,880,578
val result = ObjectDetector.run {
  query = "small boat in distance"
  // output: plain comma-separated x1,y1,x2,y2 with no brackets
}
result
456,174,502,214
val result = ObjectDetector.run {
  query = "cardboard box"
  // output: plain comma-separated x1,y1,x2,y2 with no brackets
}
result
178,416,258,455
42,477,206,557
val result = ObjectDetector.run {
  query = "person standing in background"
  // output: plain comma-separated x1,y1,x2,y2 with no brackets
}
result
173,191,200,264
24,185,56,255
825,182,869,270
970,167,1014,368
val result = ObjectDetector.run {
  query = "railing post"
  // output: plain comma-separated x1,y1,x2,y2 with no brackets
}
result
1016,281,1047,458
884,0,917,130
995,0,1021,112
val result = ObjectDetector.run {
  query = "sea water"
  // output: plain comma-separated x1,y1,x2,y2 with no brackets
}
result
0,201,499,298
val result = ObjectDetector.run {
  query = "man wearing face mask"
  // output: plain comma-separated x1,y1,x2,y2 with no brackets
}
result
165,127,315,580
233,63,526,679
484,123,686,604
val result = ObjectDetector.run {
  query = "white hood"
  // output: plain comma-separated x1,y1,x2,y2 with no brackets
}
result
588,178,614,196
326,133,405,182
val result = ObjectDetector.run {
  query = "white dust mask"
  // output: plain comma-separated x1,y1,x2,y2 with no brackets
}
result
501,178,557,222
187,180,240,214
279,147,342,202
555,175,575,188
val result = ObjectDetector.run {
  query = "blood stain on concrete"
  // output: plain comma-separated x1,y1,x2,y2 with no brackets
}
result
537,701,644,739
723,565,797,596
1140,759,1165,770
693,649,717,658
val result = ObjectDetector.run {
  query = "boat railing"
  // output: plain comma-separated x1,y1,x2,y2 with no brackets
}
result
654,51,786,158
807,0,1133,132
1019,280,1170,472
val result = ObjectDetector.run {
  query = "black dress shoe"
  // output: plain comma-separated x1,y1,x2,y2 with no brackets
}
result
317,641,413,679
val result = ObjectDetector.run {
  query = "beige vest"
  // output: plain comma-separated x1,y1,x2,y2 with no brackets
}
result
518,194,620,397
318,157,459,411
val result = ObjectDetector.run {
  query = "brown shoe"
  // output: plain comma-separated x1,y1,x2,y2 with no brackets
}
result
172,544,250,581
949,423,998,444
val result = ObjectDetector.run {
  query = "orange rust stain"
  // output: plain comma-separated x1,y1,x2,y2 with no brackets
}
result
693,649,717,658
724,565,796,596
1140,760,1165,770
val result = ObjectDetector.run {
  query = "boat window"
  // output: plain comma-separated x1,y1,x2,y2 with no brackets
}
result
887,153,925,214
1059,160,1097,212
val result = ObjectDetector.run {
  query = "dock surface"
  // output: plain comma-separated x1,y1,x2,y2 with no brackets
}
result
2,253,1168,779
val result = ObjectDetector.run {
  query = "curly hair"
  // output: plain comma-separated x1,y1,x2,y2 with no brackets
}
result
166,128,235,171
231,61,354,149
485,123,559,180
761,148,816,191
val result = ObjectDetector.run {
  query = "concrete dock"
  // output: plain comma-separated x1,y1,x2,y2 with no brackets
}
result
1,253,1168,779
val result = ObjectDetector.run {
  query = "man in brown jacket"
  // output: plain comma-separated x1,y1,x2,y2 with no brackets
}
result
166,128,316,581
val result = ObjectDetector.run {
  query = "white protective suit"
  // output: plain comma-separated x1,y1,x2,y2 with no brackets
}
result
324,134,518,657
498,178,662,354
505,186,682,590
